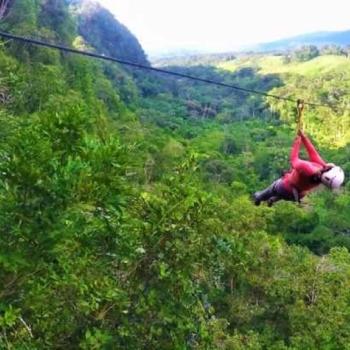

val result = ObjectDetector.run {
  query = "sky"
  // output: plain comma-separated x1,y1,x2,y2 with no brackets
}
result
98,0,350,56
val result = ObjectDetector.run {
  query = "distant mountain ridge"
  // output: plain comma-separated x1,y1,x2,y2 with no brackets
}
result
253,29,350,52
150,30,350,59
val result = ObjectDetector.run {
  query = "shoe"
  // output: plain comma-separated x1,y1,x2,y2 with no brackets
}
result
252,193,261,206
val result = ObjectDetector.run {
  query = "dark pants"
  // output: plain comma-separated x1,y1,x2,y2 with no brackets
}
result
254,179,297,205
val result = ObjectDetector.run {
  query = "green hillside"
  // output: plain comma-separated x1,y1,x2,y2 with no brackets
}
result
219,54,350,147
219,55,349,76
0,1,350,349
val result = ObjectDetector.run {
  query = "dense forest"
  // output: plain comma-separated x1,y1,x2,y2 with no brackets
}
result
0,0,349,349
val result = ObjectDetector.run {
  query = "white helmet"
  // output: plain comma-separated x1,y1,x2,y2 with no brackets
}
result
321,166,345,189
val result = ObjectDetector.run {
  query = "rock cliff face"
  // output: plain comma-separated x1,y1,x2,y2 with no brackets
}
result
68,0,149,65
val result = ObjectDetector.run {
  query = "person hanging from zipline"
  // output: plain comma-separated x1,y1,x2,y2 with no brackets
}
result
253,101,345,206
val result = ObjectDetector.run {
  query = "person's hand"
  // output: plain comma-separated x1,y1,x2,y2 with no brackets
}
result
297,129,305,138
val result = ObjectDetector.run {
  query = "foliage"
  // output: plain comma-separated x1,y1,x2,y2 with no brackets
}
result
292,45,320,62
70,0,149,66
0,1,349,349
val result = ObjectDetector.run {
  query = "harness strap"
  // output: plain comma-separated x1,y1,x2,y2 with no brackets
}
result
296,99,305,132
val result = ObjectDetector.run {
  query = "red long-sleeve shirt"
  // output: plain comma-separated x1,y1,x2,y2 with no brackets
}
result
282,134,326,198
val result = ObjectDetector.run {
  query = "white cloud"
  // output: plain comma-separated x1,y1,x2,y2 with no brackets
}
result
98,0,350,54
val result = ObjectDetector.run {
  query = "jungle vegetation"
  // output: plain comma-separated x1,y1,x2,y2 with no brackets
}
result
0,0,349,349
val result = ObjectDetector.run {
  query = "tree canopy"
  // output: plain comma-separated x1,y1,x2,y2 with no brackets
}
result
0,1,349,348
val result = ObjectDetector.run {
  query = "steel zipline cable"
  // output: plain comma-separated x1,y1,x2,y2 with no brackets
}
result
0,31,333,109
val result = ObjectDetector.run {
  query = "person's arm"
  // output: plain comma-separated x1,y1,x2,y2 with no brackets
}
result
290,135,319,176
290,135,302,168
299,131,327,167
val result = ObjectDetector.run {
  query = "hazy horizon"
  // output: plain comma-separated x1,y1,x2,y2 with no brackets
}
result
97,0,350,56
